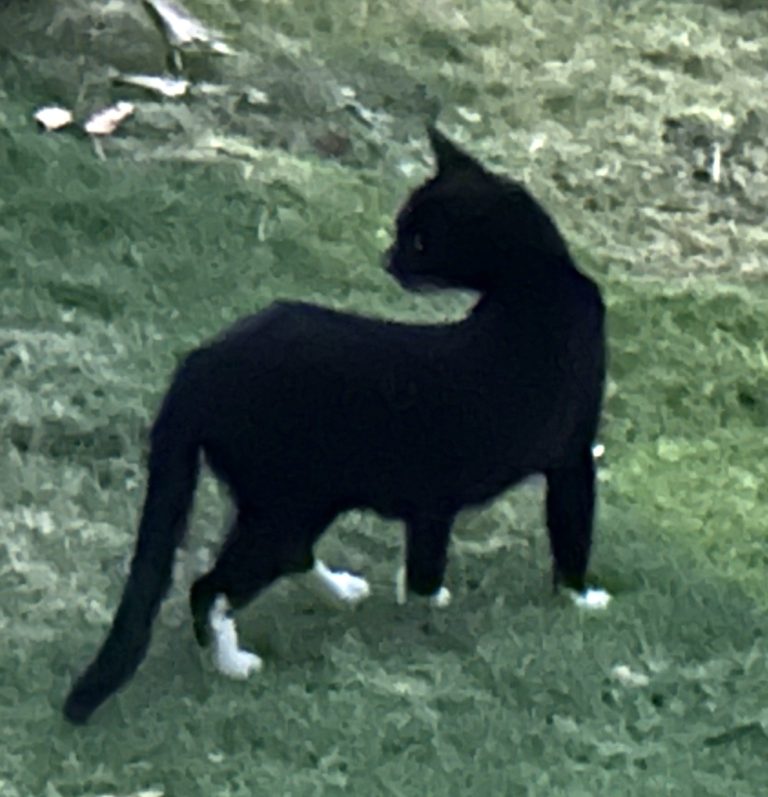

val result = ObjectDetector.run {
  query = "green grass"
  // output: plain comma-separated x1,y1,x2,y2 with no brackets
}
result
2,0,768,795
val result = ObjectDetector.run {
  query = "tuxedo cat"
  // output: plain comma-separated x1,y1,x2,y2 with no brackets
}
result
64,126,606,724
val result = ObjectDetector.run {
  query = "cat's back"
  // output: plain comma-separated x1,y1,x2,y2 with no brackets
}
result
178,300,423,408
198,299,456,369
211,300,388,351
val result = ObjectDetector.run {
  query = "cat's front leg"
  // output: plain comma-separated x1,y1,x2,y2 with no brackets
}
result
395,566,451,608
545,449,611,611
396,513,453,608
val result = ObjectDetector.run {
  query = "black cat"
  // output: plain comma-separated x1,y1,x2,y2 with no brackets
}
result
63,126,606,724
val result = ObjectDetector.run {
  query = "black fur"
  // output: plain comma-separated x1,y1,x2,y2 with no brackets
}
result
63,127,605,724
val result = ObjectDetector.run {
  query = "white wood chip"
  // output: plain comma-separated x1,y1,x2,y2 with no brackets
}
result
34,106,74,131
84,102,135,136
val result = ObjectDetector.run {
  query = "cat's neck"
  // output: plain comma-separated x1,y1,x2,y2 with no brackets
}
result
471,254,581,315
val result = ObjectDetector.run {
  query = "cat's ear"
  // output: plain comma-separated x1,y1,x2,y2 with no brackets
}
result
427,125,484,175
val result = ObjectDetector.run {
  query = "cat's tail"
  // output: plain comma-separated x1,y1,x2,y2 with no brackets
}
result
63,370,202,724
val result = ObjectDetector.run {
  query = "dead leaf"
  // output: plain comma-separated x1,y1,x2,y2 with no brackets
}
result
142,0,233,54
115,74,190,98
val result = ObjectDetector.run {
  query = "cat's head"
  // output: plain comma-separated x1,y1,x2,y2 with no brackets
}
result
386,126,571,293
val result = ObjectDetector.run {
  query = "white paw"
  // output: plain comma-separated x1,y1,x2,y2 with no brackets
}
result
209,595,263,679
395,567,451,608
430,587,452,609
310,561,370,606
569,587,612,610
215,646,263,679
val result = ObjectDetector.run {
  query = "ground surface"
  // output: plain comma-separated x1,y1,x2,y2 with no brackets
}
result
1,1,767,795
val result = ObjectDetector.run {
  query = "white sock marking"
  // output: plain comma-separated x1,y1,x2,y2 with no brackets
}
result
209,596,262,679
569,587,612,610
309,560,370,605
430,586,452,608
395,566,451,608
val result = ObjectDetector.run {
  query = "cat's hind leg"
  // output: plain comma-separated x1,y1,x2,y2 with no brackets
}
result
396,513,453,608
208,595,262,678
545,447,610,610
190,510,315,677
306,560,370,606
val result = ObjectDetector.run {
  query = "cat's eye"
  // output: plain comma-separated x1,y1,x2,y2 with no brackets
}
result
412,233,425,253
